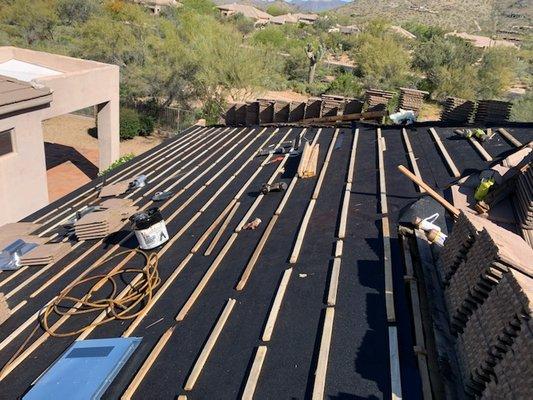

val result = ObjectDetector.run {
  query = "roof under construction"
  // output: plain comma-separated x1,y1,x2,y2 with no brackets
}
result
0,122,532,399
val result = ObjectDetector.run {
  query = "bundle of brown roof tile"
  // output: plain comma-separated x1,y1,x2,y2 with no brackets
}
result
0,223,45,250
398,87,428,113
19,242,72,266
74,205,137,240
364,89,395,108
515,166,532,230
474,100,512,124
441,97,476,123
439,212,533,397
99,178,135,198
320,95,345,117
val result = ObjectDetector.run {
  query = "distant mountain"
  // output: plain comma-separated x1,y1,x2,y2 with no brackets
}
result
290,0,349,13
334,0,533,33
212,0,350,13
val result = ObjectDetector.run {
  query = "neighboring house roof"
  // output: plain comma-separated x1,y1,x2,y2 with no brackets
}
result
133,0,180,6
294,13,319,22
390,25,416,39
216,3,272,21
270,13,299,24
0,75,52,115
329,24,360,34
446,32,518,48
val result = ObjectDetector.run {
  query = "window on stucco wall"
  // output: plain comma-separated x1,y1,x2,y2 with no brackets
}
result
0,129,14,156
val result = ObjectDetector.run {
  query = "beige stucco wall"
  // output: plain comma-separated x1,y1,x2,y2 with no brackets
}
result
0,47,120,224
0,108,49,225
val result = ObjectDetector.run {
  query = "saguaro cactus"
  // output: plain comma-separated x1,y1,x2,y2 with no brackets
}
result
306,43,324,84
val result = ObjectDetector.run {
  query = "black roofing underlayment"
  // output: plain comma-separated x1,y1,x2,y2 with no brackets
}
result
0,123,531,399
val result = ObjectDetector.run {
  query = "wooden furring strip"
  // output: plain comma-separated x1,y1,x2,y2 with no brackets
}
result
498,128,522,147
467,137,493,161
236,215,279,291
311,307,335,400
326,258,341,306
290,129,339,264
205,201,240,256
262,268,292,342
176,234,238,322
377,128,396,323
121,327,176,400
242,346,268,400
401,128,425,193
428,128,460,178
401,236,432,399
184,299,236,390
191,199,237,254
389,325,403,400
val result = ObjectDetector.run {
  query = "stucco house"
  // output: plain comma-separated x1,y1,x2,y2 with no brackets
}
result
0,47,120,224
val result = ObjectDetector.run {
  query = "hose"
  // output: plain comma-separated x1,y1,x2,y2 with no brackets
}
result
41,249,160,337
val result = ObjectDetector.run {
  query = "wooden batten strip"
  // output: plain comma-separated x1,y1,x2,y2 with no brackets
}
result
176,234,238,322
401,128,425,193
467,137,493,161
274,177,297,215
289,199,316,264
389,325,403,400
205,201,240,256
262,268,293,342
334,240,343,258
498,128,522,147
377,129,396,323
346,129,359,184
337,185,351,239
311,129,339,200
311,307,335,400
401,236,432,399
121,327,176,400
242,346,268,400
428,128,460,178
236,215,279,291
191,199,237,254
184,299,236,390
326,258,341,306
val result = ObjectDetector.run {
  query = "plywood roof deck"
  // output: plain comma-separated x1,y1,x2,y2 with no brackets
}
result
0,122,531,399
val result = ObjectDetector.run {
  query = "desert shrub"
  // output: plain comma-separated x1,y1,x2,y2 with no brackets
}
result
120,108,141,140
98,153,135,176
511,92,533,122
139,114,155,136
327,73,362,97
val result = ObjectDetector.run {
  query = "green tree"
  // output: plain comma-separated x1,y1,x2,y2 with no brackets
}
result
477,47,518,98
266,5,286,17
351,33,412,89
56,0,100,25
413,36,481,99
0,0,59,45
327,73,362,97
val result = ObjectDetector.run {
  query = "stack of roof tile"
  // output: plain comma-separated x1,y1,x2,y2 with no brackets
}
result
273,101,290,123
481,318,533,399
235,103,247,126
474,100,512,124
438,212,485,284
19,242,72,266
457,269,532,396
441,212,533,396
289,102,306,122
304,98,322,119
74,207,137,240
246,101,259,126
0,223,45,250
445,226,532,333
441,97,476,123
99,178,135,198
257,99,274,124
364,89,395,108
515,167,532,230
320,95,344,117
398,87,428,113
343,99,364,115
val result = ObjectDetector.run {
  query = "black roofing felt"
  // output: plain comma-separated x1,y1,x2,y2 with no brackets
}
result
0,123,532,399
